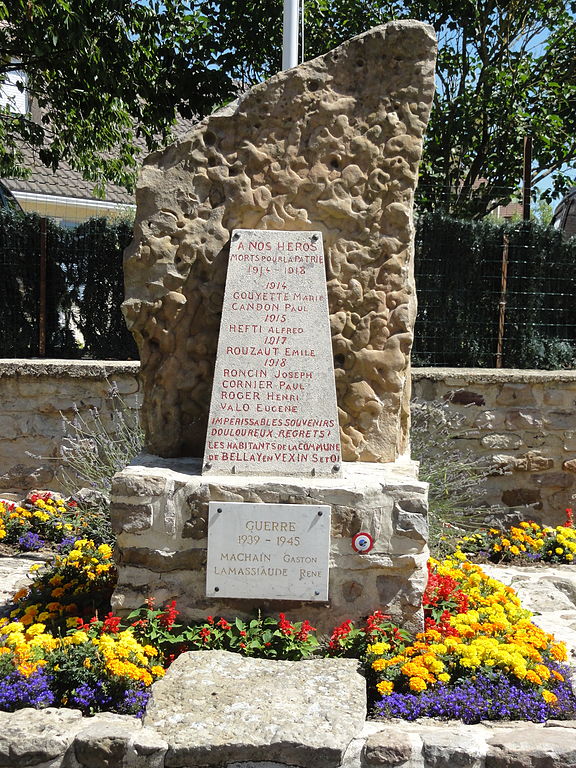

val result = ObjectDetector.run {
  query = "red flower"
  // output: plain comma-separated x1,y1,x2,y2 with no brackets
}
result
239,630,247,637
278,613,294,636
158,600,179,628
217,618,231,630
199,627,212,643
328,619,353,651
566,508,574,528
102,612,122,633
207,616,214,625
295,620,316,642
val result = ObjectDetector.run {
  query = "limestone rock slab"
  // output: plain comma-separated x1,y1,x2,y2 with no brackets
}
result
143,650,366,768
123,21,437,463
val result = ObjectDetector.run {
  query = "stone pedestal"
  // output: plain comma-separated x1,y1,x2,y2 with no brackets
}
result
111,456,428,634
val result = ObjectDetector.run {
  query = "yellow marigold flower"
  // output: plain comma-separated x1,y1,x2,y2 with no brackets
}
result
151,665,166,678
0,622,25,635
26,623,46,637
372,659,387,672
525,670,542,685
51,588,65,598
551,670,565,682
556,548,564,555
542,690,558,705
29,564,42,572
367,642,390,656
377,680,394,695
83,658,92,669
408,677,427,692
70,631,89,645
550,643,567,661
510,546,520,556
143,645,158,657
438,673,450,682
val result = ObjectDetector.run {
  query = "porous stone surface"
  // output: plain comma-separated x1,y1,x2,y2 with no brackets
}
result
122,21,437,463
143,650,366,768
111,455,429,634
413,367,576,525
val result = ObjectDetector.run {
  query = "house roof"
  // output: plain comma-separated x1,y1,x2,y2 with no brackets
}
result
2,118,198,205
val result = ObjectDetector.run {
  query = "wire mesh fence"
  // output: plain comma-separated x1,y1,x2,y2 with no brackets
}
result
412,213,576,369
0,209,574,368
0,210,137,359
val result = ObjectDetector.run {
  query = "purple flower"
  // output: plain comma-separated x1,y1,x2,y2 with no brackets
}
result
17,532,45,552
118,687,150,718
376,672,576,724
56,537,77,553
0,669,54,711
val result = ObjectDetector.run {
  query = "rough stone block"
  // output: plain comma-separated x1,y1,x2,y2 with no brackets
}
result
122,21,437,464
144,651,366,768
505,409,544,430
486,727,576,768
110,503,154,534
545,411,576,430
496,383,536,406
111,456,428,634
530,472,574,490
73,723,167,768
481,433,523,450
501,488,542,508
362,728,413,766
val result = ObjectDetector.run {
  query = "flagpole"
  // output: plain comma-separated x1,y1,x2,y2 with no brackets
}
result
282,0,299,70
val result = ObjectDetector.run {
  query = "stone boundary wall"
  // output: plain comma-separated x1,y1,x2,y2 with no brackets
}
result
1,361,575,524
0,359,140,491
413,368,576,526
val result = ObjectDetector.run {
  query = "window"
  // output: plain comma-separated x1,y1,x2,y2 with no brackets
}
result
0,67,27,114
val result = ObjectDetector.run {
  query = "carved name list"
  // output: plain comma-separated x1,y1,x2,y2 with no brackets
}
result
204,230,341,477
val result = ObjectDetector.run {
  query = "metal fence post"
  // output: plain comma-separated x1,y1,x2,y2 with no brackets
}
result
39,217,47,356
495,233,510,368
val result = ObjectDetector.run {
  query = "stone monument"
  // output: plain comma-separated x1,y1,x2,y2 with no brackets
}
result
111,20,436,634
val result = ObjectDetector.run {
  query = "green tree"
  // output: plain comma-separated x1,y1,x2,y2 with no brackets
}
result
0,0,233,190
202,0,576,218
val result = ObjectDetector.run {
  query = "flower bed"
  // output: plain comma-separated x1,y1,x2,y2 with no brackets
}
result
456,509,576,565
0,493,575,723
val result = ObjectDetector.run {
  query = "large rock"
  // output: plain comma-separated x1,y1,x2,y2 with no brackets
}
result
143,650,366,768
123,21,436,463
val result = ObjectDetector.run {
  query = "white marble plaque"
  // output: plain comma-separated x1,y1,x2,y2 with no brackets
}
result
206,502,331,601
204,229,341,477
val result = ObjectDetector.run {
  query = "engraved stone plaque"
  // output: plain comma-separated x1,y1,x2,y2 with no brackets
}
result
206,501,331,601
204,229,341,478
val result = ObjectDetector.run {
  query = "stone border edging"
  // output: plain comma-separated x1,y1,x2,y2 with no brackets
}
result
2,706,576,768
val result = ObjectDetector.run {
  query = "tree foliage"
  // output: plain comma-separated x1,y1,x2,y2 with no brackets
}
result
0,0,233,190
202,0,576,218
